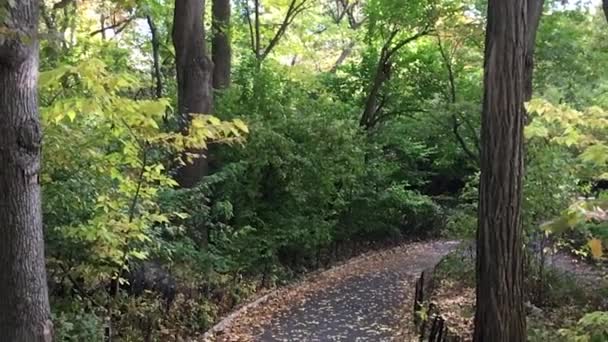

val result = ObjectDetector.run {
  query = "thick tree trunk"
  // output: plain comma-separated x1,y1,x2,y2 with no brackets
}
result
0,1,53,341
212,0,231,89
473,0,528,341
172,0,214,188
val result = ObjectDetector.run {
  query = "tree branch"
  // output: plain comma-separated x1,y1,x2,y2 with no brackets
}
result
259,0,310,62
385,28,431,61
452,114,478,162
53,0,75,10
254,0,261,59
244,3,257,56
437,34,456,103
359,28,430,130
89,16,135,37
329,40,355,72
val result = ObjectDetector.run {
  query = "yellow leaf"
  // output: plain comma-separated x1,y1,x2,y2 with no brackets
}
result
233,118,249,133
67,110,76,122
139,100,167,116
588,238,603,259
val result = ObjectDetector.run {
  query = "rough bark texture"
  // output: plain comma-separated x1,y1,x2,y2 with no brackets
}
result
473,0,528,341
212,0,231,89
172,0,214,188
0,1,53,341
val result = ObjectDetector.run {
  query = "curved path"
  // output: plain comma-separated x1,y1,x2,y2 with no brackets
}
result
209,240,459,342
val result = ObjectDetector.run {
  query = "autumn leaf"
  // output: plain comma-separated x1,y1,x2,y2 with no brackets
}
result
588,239,603,259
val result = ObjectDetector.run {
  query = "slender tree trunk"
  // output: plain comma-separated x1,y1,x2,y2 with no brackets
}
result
0,1,53,341
172,0,214,188
329,40,355,73
254,0,261,61
100,14,106,40
524,0,544,101
473,0,528,340
359,30,428,130
603,0,608,23
147,15,163,99
212,0,231,89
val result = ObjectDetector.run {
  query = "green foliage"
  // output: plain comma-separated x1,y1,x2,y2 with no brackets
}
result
558,312,608,342
41,57,247,287
130,59,450,293
524,143,579,231
35,0,608,339
526,98,608,258
444,173,478,238
526,98,608,176
52,306,105,342
434,245,475,287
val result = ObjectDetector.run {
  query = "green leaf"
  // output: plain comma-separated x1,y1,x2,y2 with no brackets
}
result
524,121,549,139
67,110,76,122
129,251,148,260
580,144,608,166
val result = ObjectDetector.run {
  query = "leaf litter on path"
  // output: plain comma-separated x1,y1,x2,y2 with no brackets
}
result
205,240,459,341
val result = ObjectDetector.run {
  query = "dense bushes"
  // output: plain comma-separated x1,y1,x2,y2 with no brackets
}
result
40,55,453,339
164,63,449,279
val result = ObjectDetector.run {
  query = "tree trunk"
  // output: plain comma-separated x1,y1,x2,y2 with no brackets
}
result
473,0,528,340
524,0,544,101
172,0,214,188
212,0,231,89
603,0,608,23
147,15,163,99
360,59,387,129
359,29,428,130
330,40,355,73
0,1,53,341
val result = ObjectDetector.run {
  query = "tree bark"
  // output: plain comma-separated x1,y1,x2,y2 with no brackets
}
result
172,0,214,188
524,0,544,101
603,0,608,23
147,15,163,99
212,0,232,89
473,0,528,340
0,1,53,341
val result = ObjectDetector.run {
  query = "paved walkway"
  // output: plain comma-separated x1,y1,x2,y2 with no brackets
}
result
256,241,459,341
208,241,458,341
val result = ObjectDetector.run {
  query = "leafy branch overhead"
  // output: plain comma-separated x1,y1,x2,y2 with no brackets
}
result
245,0,312,62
